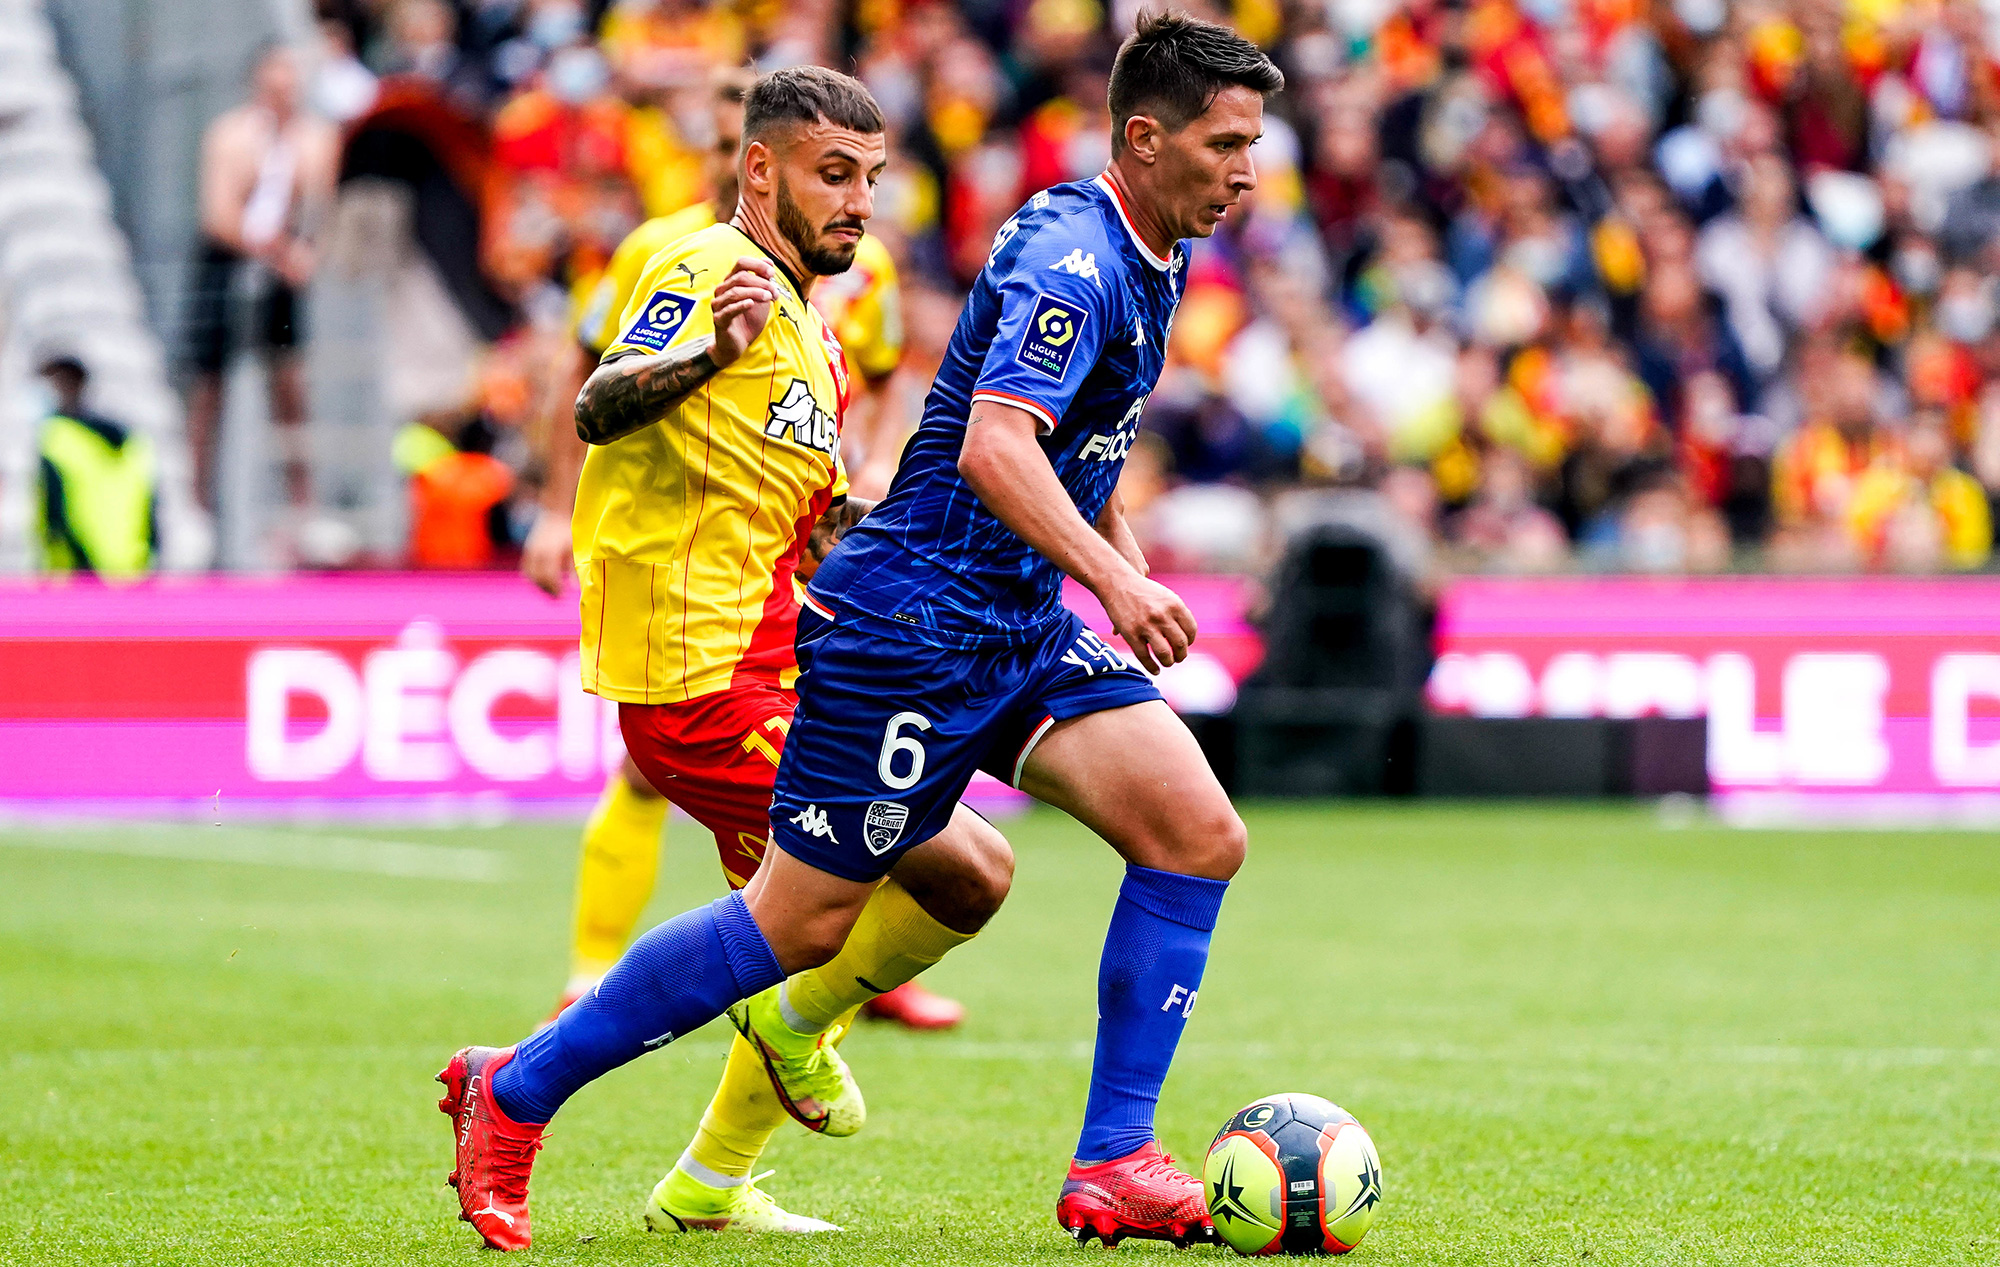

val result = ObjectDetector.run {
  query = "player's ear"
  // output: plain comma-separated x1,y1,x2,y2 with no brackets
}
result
742,137,774,194
1123,114,1161,165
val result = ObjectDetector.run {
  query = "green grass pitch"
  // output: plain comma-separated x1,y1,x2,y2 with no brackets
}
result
5,803,1999,1265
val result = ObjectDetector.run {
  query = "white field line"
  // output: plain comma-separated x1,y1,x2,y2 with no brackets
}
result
863,1037,2000,1070
0,826,504,882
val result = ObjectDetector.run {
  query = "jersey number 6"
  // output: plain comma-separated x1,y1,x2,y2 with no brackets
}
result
878,711,932,791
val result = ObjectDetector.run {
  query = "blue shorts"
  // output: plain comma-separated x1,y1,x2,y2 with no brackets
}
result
770,606,1161,881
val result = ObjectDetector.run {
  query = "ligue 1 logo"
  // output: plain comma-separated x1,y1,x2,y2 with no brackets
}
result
1015,294,1088,380
647,295,685,330
1037,304,1076,346
621,288,697,351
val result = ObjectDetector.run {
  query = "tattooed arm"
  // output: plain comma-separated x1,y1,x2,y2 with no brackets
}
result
573,340,723,445
797,496,875,581
573,255,780,446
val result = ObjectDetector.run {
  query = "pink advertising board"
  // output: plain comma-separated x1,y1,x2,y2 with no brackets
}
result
0,573,1259,817
1430,576,2000,802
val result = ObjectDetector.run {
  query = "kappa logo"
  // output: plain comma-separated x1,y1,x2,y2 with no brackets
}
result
620,288,696,352
1050,248,1101,284
790,803,838,843
862,800,910,856
765,378,839,454
1014,294,1089,381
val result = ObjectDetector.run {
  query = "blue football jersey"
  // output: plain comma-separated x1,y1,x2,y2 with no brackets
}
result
809,175,1185,648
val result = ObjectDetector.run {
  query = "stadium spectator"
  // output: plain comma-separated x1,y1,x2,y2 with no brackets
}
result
35,356,157,580
201,0,2000,578
183,43,338,515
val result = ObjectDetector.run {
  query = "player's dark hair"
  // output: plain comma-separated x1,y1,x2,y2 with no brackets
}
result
1107,11,1283,152
743,65,884,143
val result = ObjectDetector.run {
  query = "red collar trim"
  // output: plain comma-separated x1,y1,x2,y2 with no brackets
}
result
1093,173,1173,272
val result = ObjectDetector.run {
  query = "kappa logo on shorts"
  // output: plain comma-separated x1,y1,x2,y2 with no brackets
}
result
862,800,910,856
1015,294,1088,381
620,288,696,351
790,803,838,843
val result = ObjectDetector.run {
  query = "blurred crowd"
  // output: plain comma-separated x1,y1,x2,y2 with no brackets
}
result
120,0,2000,579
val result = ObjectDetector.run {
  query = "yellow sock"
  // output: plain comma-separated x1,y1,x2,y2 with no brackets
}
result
568,775,668,984
782,878,974,1033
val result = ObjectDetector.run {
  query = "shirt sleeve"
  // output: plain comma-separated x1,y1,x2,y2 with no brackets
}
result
968,230,1119,435
602,237,718,362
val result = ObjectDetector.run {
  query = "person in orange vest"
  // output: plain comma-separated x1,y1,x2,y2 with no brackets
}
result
399,417,515,568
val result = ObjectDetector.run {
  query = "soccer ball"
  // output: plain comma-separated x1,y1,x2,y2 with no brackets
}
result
1203,1094,1382,1255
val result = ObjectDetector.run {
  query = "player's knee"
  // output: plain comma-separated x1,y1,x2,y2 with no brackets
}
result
893,818,1015,934
1159,805,1246,881
956,823,1015,925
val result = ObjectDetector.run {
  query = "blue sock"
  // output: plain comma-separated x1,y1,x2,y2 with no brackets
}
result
1076,864,1229,1162
492,891,782,1124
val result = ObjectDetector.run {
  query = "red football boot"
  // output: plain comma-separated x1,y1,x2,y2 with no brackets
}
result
437,1046,546,1251
860,981,965,1030
1056,1141,1218,1248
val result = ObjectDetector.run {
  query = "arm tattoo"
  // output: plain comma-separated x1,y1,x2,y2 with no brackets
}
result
807,496,875,564
574,337,724,445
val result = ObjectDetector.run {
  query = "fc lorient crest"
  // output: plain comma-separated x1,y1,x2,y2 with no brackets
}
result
863,800,910,855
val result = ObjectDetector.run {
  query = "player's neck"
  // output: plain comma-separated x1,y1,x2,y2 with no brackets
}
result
729,205,816,300
1100,162,1175,261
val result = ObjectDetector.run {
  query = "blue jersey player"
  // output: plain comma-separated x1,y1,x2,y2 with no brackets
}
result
432,14,1281,1251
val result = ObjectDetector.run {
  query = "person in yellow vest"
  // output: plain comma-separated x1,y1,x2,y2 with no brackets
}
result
520,69,960,1034
35,356,157,579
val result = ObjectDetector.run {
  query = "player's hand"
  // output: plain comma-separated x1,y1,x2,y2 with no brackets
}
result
521,511,573,597
1098,573,1197,675
709,257,779,367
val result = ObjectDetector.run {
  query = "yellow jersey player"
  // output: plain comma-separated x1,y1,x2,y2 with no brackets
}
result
443,67,1013,1248
523,72,960,1032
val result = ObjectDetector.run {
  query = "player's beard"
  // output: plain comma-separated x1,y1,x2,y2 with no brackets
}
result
777,173,861,277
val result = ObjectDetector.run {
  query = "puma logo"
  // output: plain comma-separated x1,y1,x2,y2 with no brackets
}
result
473,1202,517,1227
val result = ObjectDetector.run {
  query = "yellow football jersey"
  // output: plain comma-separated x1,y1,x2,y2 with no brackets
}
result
578,203,903,384
575,221,851,704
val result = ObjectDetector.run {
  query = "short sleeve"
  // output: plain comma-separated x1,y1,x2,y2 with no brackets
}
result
969,230,1119,435
602,237,719,362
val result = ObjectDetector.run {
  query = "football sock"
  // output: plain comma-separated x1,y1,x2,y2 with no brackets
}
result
569,775,669,983
493,891,783,1125
678,1003,864,1182
1075,864,1229,1164
778,878,974,1033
